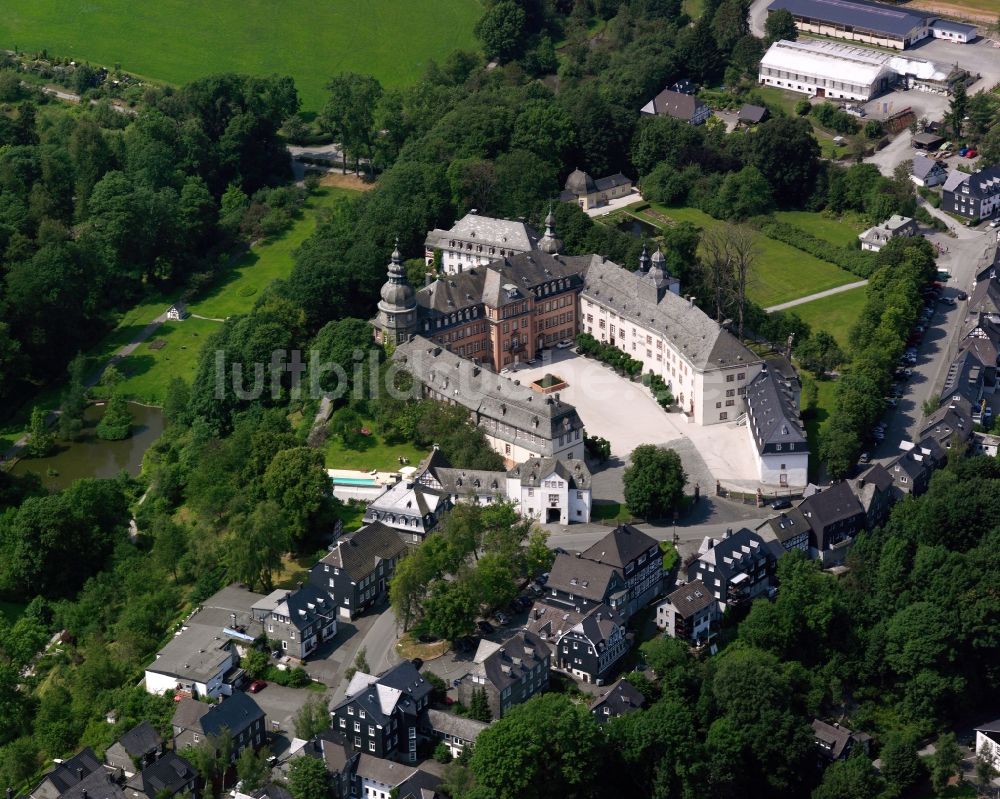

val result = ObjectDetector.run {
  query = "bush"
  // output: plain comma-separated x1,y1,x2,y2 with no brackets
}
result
641,371,674,409
811,102,860,135
265,665,312,688
433,741,453,763
863,119,884,139
795,99,811,116
760,219,876,278
575,333,644,376
584,434,611,463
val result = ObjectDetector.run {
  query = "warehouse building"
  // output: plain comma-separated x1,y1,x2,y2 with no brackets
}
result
758,39,896,102
767,0,932,49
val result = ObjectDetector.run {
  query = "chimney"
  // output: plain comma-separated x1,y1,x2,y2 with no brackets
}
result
725,528,733,538
77,769,83,782
688,295,695,307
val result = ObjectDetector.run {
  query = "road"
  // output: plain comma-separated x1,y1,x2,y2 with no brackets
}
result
749,0,770,37
323,607,402,706
868,207,996,463
766,280,869,312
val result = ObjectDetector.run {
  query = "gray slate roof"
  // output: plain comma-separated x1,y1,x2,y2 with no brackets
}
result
589,678,645,718
125,753,194,799
911,154,946,180
580,524,657,569
798,482,864,531
584,257,760,372
663,579,717,618
642,88,708,121
546,553,621,602
738,104,768,123
432,467,506,497
745,368,807,453
507,457,591,489
322,522,409,582
425,213,539,253
31,749,104,799
759,509,810,546
767,0,930,37
115,722,162,758
173,692,264,738
473,630,547,692
426,709,489,743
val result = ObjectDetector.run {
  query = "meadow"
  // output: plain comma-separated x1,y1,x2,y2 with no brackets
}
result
323,422,428,472
0,0,482,110
641,204,858,307
785,284,868,351
774,210,864,248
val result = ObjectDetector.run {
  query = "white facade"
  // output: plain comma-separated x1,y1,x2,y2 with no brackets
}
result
655,597,716,640
425,214,538,275
506,469,592,524
976,730,1000,769
746,422,810,486
758,39,896,102
581,295,760,426
931,21,974,43
144,660,232,700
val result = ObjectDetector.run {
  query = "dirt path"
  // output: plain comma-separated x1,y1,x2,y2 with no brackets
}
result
765,280,869,312
320,172,374,192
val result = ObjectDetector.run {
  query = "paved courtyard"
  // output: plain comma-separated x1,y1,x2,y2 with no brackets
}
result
508,350,762,490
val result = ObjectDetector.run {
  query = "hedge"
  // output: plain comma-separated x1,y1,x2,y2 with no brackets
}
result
759,219,877,278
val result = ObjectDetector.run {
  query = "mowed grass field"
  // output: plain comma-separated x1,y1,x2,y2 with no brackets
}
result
642,204,857,307
0,0,482,110
784,285,868,351
323,423,428,471
774,211,864,248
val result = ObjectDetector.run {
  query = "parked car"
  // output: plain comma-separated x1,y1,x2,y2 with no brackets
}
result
770,498,792,510
991,218,1000,228
494,611,510,626
966,149,977,158
939,296,955,305
958,290,968,301
477,620,495,635
556,340,573,349
959,146,968,157
248,680,268,694
530,583,544,595
453,678,462,687
859,452,871,465
885,397,898,408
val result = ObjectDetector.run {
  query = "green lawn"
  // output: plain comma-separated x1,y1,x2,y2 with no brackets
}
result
591,500,634,523
803,376,837,481
643,205,857,307
0,0,481,111
785,285,868,351
774,211,863,248
324,426,428,472
191,187,358,319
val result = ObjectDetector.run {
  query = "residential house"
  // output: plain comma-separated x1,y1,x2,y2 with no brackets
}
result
457,631,549,719
850,464,896,530
354,755,441,799
559,168,635,211
858,215,918,252
49,770,124,799
30,749,106,799
738,104,769,126
910,154,948,187
885,449,933,496
812,720,871,763
553,606,630,684
505,457,592,524
943,164,1000,220
589,678,645,723
640,87,712,124
363,474,450,543
969,274,1000,317
580,525,665,617
757,509,811,555
919,396,974,451
424,709,488,759
424,213,539,275
123,753,197,799
310,522,409,620
329,661,432,763
975,719,1000,772
251,584,337,660
104,723,163,777
166,302,189,321
744,364,809,487
798,481,867,564
686,528,773,609
543,552,627,617
931,18,976,42
171,693,266,759
973,430,1000,456
655,579,722,643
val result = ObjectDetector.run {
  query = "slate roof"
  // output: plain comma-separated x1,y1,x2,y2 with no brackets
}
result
60,770,124,799
759,509,811,545
745,368,807,454
335,661,431,724
690,528,767,582
426,709,489,743
911,154,946,180
942,347,986,401
920,397,973,444
640,88,708,121
432,467,506,497
124,753,194,799
942,169,968,193
812,719,855,759
148,623,232,684
394,337,584,454
663,579,716,618
507,457,591,489
964,164,1000,200
355,755,418,787
321,522,409,582
570,606,626,648
766,0,930,38
269,584,336,633
424,213,539,254
546,553,621,602
397,769,442,799
367,477,443,519
471,630,547,692
173,692,264,738
583,257,760,372
738,104,768,123
968,276,1000,316
115,722,162,758
976,717,1000,744
589,678,645,718
580,524,657,569
798,482,865,540
31,749,104,799
523,602,590,654
593,173,632,192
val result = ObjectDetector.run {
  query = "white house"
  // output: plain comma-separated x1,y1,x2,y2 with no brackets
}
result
424,213,539,275
655,579,721,642
931,19,976,43
910,154,948,188
743,363,809,488
144,623,236,699
976,719,1000,771
506,457,592,524
859,215,919,252
166,302,189,321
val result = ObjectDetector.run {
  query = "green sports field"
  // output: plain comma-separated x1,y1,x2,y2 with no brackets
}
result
0,0,482,110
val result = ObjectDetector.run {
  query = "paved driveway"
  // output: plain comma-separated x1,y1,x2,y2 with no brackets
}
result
249,683,320,737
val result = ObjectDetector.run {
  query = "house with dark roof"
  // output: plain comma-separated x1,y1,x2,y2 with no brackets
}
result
424,709,489,759
310,522,409,620
968,274,1000,318
766,0,932,49
943,163,1000,220
123,753,196,799
885,449,933,497
850,464,896,530
920,396,974,451
363,474,450,543
640,88,712,124
553,604,630,684
424,212,540,275
105,722,163,777
30,749,106,799
506,456,592,524
975,718,1000,772
329,661,432,763
52,770,124,799
910,154,948,188
457,631,549,718
757,509,811,555
798,481,867,564
544,553,627,617
655,579,721,642
589,678,645,722
580,524,664,617
738,104,769,126
858,215,918,252
744,364,809,487
354,755,441,799
812,720,870,763
686,528,774,609
559,168,635,211
171,692,266,759
251,584,337,660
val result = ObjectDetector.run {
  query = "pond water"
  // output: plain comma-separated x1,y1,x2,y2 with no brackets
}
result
12,402,164,491
618,216,660,239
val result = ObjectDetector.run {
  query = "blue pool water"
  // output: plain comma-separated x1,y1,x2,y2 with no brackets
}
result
333,477,379,486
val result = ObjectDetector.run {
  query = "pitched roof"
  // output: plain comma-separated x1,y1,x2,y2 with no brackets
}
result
321,522,409,582
335,661,431,724
424,213,539,254
942,169,969,193
31,749,103,799
812,719,855,759
125,753,194,799
911,154,946,180
968,276,1000,316
758,509,810,546
641,88,708,121
662,579,716,618
60,770,124,799
546,553,621,602
426,709,489,743
184,692,265,738
523,601,590,654
738,104,768,123
580,524,657,569
432,467,506,497
583,257,760,372
931,18,976,35
507,457,591,490
690,528,768,582
354,755,418,787
269,584,337,632
593,173,632,192
767,0,930,38
589,678,645,718
920,396,973,445
471,630,548,692
115,722,162,758
798,481,865,530
745,368,807,453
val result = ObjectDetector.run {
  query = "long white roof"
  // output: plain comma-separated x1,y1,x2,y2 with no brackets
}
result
760,39,893,85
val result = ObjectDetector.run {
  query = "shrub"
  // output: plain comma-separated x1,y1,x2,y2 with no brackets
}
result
759,219,876,278
641,371,674,409
575,333,643,376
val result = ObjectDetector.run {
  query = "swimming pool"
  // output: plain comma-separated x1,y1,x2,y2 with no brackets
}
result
333,477,379,487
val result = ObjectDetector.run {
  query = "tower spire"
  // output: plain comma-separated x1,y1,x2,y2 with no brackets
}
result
538,204,562,255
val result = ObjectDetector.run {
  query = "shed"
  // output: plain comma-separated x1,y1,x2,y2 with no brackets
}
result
738,104,769,125
912,131,945,150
